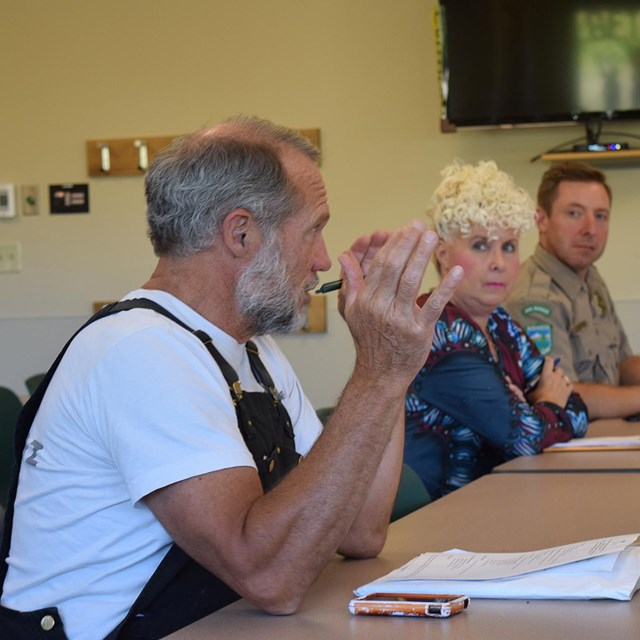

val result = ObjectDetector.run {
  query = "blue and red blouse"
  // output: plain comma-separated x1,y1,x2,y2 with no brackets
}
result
404,297,589,500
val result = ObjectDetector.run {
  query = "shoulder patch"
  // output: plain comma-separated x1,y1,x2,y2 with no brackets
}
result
524,323,553,355
522,303,552,318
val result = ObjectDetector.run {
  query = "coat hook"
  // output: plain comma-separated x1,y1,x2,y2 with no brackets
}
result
134,139,149,171
98,144,111,172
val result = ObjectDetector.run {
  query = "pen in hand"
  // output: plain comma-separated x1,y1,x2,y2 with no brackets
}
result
315,279,343,294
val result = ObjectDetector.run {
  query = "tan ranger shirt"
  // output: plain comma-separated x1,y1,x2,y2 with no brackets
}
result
505,245,632,385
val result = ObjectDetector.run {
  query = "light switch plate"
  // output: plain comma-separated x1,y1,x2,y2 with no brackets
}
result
0,183,16,218
21,184,40,216
0,242,22,272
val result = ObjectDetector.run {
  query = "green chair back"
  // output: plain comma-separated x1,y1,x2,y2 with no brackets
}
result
315,406,334,425
0,387,22,508
25,373,46,395
390,463,431,522
315,406,430,522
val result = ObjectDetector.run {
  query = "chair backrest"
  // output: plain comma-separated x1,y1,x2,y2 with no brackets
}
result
314,406,430,522
315,406,334,425
25,373,46,395
0,387,22,508
390,463,431,522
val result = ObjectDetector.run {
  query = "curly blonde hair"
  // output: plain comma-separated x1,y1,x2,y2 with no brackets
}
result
429,160,535,240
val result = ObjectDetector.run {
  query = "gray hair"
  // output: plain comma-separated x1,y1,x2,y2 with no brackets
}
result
145,115,320,256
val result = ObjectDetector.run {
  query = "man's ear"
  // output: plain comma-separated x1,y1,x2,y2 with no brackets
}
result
535,206,548,233
221,209,258,258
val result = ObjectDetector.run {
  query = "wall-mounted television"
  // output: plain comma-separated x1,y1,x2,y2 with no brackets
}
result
438,0,640,140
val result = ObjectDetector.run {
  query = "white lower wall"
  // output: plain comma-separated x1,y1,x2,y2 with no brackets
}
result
2,300,638,407
615,299,640,357
2,315,84,399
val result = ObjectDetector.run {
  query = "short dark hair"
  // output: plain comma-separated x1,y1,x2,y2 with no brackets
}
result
145,116,320,257
537,162,612,214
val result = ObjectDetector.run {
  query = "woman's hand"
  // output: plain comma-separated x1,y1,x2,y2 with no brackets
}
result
526,356,573,407
505,375,526,403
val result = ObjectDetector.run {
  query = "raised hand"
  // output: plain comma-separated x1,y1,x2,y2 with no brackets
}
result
337,221,463,388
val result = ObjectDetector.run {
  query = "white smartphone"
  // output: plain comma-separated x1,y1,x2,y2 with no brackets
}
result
349,592,470,618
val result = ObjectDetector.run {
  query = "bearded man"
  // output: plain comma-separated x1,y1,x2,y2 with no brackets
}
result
0,116,461,639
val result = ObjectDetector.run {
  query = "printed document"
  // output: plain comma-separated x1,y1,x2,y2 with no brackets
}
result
355,534,640,600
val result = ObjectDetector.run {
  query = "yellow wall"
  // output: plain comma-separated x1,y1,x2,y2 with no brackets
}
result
1,0,638,403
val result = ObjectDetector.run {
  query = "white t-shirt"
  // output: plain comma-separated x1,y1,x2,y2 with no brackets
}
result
1,289,322,640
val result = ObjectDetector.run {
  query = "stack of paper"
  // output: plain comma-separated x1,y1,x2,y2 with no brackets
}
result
355,534,640,601
547,436,640,451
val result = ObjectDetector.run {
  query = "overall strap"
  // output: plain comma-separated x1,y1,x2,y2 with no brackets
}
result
246,341,279,401
245,341,295,442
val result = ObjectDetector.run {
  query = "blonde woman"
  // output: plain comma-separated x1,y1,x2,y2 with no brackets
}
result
404,161,588,500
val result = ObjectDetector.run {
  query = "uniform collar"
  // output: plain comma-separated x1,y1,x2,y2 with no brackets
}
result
532,244,592,298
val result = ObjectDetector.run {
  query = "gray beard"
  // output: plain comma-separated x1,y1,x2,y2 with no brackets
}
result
235,235,310,336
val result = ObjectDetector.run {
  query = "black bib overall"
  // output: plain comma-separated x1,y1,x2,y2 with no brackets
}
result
0,299,301,639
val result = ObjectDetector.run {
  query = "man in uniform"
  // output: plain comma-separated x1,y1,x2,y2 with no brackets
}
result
505,161,640,420
0,116,462,639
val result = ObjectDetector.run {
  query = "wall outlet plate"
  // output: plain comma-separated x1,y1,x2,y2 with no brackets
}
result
0,183,16,218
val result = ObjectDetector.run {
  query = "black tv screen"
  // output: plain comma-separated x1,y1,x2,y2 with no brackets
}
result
439,0,640,128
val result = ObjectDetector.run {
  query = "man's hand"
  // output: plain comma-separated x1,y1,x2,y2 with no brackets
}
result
337,221,462,387
147,223,462,616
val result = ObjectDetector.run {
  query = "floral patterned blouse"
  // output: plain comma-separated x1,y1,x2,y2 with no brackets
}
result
404,297,589,500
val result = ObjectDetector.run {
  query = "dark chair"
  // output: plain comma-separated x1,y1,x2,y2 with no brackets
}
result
390,463,431,522
25,373,45,395
315,406,334,425
0,386,22,508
